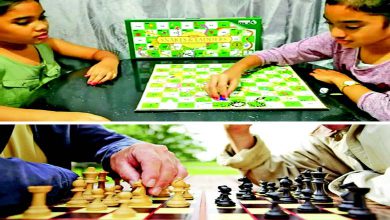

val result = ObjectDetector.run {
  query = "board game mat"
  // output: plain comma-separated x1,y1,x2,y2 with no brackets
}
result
136,63,328,111
125,17,262,59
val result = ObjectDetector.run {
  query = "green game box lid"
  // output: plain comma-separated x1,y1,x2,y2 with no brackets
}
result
125,17,262,59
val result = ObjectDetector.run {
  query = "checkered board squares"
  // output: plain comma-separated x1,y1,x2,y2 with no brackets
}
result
125,17,262,59
135,63,327,111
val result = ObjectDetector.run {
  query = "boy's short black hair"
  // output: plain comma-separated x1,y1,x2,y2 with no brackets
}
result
0,0,40,15
325,0,390,27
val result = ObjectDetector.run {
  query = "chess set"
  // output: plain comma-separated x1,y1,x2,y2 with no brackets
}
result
211,168,378,220
2,167,380,220
136,63,328,111
125,17,262,59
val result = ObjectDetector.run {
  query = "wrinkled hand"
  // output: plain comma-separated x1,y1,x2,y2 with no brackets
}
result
85,58,119,85
205,69,242,99
110,142,188,195
310,69,349,84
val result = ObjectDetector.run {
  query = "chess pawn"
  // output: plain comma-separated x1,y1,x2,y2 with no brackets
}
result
128,180,152,206
348,187,376,220
166,178,190,208
103,185,119,207
23,186,53,218
112,192,137,218
297,188,319,213
293,175,303,197
86,188,107,211
67,177,88,207
265,192,289,219
183,183,194,200
157,187,170,197
338,182,358,211
258,181,268,195
82,167,99,202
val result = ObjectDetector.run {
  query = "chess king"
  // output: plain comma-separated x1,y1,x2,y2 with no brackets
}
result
219,124,390,206
0,125,188,216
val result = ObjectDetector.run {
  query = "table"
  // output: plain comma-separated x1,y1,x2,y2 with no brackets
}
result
35,59,376,121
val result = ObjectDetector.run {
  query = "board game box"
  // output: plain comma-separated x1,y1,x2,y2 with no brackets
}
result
135,63,328,111
125,17,262,59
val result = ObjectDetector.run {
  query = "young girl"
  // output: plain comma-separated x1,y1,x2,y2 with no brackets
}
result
206,0,390,121
0,0,119,121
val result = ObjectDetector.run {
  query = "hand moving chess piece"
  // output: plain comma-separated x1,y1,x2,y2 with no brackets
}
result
23,186,53,218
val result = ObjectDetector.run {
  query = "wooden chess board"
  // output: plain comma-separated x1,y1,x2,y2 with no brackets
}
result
2,175,390,220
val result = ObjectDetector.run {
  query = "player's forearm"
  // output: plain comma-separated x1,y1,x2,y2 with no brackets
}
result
92,50,119,64
228,55,264,75
0,106,59,121
332,77,372,103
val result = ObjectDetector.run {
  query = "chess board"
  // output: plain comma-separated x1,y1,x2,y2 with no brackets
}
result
136,63,328,111
125,17,262,59
208,192,362,220
4,191,201,220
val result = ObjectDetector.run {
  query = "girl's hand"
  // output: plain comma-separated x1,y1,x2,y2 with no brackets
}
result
309,69,350,84
85,58,119,85
205,69,243,100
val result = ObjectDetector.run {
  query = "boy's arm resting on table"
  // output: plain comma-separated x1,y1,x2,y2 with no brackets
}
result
0,158,78,210
0,106,109,121
218,134,352,184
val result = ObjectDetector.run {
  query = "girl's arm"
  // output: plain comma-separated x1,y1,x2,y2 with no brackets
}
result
46,38,119,85
0,106,109,121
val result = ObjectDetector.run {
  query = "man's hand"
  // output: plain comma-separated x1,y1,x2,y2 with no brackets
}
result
110,143,188,196
225,124,255,153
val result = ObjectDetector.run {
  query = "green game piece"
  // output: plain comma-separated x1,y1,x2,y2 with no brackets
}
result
284,101,304,107
178,102,195,108
142,103,159,109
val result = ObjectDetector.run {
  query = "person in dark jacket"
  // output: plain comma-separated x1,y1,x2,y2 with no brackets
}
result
0,124,187,215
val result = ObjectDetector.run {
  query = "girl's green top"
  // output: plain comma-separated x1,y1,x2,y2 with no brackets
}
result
0,44,61,107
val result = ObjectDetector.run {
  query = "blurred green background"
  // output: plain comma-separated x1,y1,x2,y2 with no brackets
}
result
73,124,239,176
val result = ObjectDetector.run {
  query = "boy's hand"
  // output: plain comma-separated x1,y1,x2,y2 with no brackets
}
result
85,58,119,85
110,143,188,196
310,69,349,84
205,70,242,100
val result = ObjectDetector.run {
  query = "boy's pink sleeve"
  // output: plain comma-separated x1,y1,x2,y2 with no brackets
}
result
254,32,335,65
358,92,390,121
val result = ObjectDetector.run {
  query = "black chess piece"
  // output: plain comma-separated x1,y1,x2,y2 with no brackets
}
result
297,188,320,213
279,176,297,203
258,181,268,195
237,177,251,199
265,182,277,197
338,182,358,211
293,175,303,197
264,192,289,219
240,182,256,200
348,187,376,220
216,186,236,207
215,185,228,204
311,167,333,203
300,170,313,199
